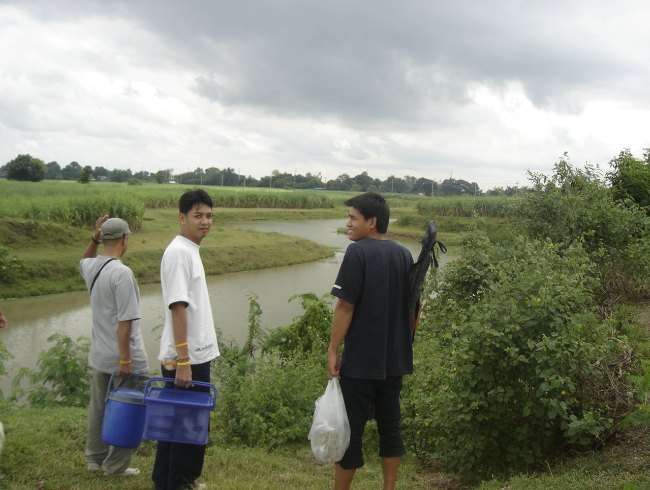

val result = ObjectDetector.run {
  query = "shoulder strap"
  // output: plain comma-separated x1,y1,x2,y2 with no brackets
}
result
89,258,117,294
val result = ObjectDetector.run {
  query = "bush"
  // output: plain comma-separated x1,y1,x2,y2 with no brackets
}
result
512,157,650,308
263,293,333,359
213,294,331,449
0,246,24,285
215,352,325,448
12,333,90,407
607,148,650,213
402,231,636,477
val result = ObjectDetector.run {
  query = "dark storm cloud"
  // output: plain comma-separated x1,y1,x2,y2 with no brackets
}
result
13,0,640,123
112,1,634,121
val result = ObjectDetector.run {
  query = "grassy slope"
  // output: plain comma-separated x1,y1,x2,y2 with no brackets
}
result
0,407,646,489
0,207,340,299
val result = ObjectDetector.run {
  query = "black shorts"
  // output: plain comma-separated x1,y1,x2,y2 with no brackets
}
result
337,376,405,469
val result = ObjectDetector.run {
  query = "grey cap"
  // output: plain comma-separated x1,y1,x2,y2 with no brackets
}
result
101,218,131,240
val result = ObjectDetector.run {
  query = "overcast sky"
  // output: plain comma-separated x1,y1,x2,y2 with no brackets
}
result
1,0,648,190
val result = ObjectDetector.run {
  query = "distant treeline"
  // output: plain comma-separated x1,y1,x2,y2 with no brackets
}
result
0,154,522,196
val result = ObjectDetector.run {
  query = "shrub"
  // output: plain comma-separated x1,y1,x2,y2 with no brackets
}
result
215,352,325,449
607,148,650,213
12,333,90,407
402,231,636,477
213,293,331,448
0,246,24,285
263,293,333,359
512,157,650,308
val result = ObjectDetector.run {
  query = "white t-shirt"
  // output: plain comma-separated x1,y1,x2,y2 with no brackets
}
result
159,235,220,364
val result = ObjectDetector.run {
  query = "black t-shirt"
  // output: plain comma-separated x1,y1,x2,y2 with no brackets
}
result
331,237,414,379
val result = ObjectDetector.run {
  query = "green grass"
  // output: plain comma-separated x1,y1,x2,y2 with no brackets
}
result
0,407,646,489
476,429,649,490
0,407,431,489
0,180,343,234
0,207,340,299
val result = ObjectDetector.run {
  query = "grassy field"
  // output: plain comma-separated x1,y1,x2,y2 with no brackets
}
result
0,405,647,489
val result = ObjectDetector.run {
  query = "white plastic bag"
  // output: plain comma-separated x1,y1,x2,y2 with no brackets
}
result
308,378,351,464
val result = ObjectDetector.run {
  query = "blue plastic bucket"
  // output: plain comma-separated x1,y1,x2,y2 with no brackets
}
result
101,387,146,448
143,377,217,446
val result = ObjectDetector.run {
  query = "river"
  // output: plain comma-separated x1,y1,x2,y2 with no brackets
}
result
0,219,445,394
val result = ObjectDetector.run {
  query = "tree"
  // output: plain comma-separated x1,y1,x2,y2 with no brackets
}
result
379,175,409,194
412,177,438,196
109,168,131,182
351,171,376,191
439,178,481,196
93,166,110,181
5,154,46,182
155,170,167,184
133,170,154,182
222,167,240,186
45,161,62,180
194,167,205,185
78,166,93,184
608,148,650,213
301,172,325,189
62,161,81,181
327,173,353,191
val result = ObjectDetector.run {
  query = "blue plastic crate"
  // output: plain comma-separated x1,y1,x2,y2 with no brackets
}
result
143,377,217,445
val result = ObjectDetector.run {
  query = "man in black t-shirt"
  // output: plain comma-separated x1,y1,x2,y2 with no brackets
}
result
327,192,414,490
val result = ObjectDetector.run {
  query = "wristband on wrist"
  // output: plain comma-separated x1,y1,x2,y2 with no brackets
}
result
92,236,102,244
119,359,131,365
177,360,191,367
175,341,188,348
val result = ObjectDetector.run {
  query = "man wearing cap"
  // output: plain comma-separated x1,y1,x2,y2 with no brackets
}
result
79,215,149,477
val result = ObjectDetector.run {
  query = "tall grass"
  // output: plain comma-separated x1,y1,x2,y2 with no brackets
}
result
0,180,335,228
416,195,512,217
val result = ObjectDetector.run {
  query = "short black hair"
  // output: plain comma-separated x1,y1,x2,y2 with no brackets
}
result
344,192,390,234
179,189,213,214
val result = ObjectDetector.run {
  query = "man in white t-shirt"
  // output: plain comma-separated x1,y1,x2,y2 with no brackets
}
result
152,189,220,490
80,216,149,477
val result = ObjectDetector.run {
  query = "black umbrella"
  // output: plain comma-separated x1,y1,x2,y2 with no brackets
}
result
408,220,447,330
